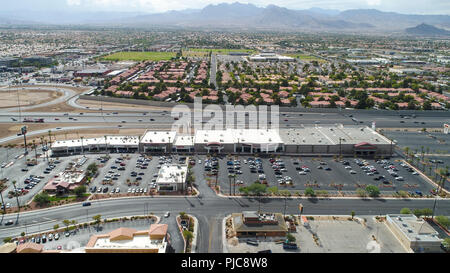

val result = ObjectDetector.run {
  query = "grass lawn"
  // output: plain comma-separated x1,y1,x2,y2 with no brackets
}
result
189,48,256,54
49,193,90,202
286,54,327,63
102,51,176,62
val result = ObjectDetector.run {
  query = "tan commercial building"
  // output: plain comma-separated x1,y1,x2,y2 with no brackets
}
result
386,214,444,253
231,211,288,237
85,224,168,253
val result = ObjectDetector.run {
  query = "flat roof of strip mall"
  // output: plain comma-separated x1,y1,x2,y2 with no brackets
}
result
51,125,391,149
194,129,283,145
140,131,177,144
52,136,140,149
279,125,391,145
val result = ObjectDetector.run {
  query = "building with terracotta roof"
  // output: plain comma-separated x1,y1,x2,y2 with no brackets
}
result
85,224,168,253
16,242,44,253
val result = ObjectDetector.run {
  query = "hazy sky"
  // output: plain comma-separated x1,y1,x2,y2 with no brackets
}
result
3,0,450,15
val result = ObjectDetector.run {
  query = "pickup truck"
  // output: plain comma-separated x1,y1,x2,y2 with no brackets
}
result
283,242,298,250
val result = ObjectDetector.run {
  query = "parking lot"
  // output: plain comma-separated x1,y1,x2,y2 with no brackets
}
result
0,147,96,208
195,155,436,197
11,214,184,253
226,216,407,253
0,149,195,213
88,153,188,196
383,130,449,192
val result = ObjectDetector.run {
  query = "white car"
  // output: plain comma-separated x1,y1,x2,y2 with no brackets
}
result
412,172,419,175
395,177,404,181
298,171,307,175
116,188,120,193
345,166,352,169
198,160,202,164
164,212,170,218
128,188,132,193
349,170,357,174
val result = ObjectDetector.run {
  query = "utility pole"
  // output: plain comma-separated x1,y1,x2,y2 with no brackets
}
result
20,126,28,156
81,137,84,155
17,86,22,122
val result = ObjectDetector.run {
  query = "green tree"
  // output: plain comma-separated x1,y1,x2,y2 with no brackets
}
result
247,182,267,196
93,214,102,230
74,185,87,198
62,219,71,231
400,208,412,214
443,238,450,250
351,211,355,219
267,186,279,195
86,163,98,177
183,230,194,242
53,224,59,231
365,185,380,197
33,192,51,207
435,216,450,229
413,208,433,218
286,233,296,243
304,187,315,196
3,237,12,243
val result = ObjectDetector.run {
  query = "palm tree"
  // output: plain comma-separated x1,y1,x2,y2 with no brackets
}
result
180,171,185,194
0,184,6,215
12,181,20,215
404,147,410,159
438,167,449,194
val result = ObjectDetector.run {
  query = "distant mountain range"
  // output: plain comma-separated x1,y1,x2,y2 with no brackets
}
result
1,2,449,34
406,23,450,36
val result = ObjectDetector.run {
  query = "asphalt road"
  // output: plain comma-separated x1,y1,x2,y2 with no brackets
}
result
1,194,449,253
0,110,447,129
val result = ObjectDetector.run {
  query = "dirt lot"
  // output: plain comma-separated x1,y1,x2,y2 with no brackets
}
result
0,89,62,108
27,101,95,113
0,123,147,145
77,99,173,112
13,85,90,94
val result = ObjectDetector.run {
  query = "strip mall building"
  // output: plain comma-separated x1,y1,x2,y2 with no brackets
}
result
51,125,393,157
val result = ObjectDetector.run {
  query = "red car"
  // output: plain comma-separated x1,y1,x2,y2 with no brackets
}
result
120,163,126,166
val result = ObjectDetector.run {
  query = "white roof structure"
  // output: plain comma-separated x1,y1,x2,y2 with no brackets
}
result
156,165,188,185
106,136,139,146
194,129,234,144
174,135,195,147
140,131,177,144
233,129,283,144
279,125,391,145
386,214,443,243
93,235,166,252
51,136,139,149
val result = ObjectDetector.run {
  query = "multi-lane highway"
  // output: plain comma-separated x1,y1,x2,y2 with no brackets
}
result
0,110,447,128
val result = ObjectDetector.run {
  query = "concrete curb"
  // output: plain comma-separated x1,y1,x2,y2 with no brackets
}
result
222,214,231,253
12,214,159,240
176,214,197,253
190,214,198,253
